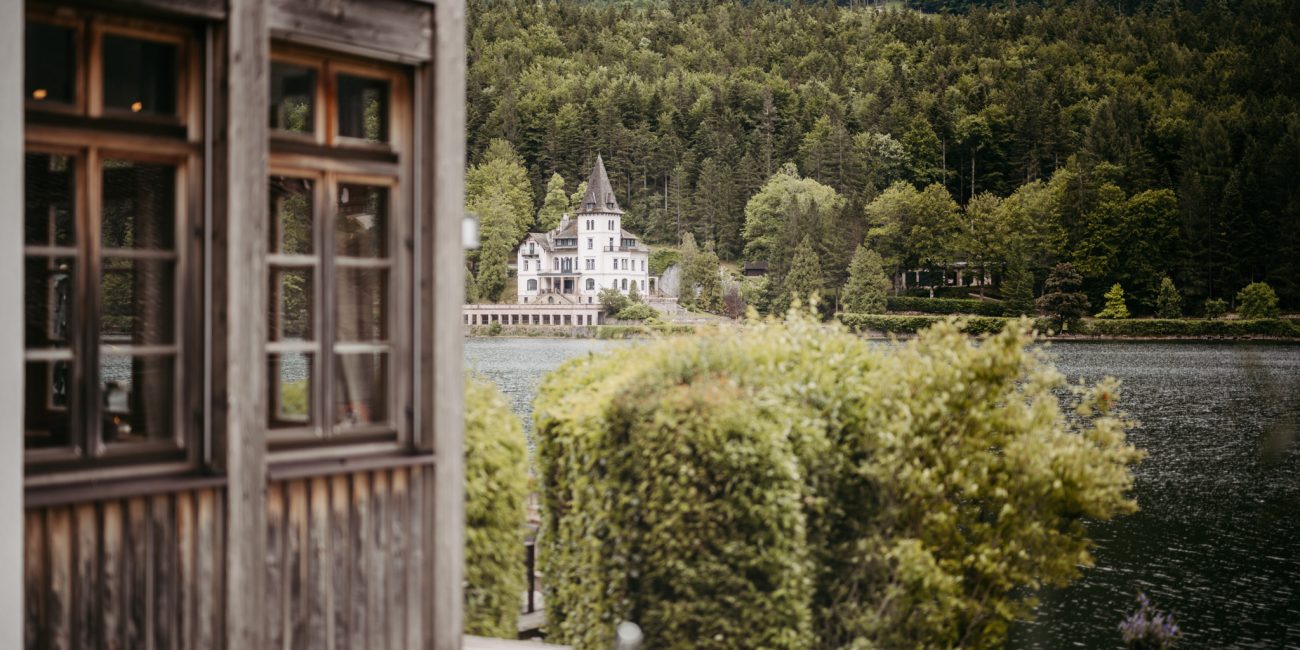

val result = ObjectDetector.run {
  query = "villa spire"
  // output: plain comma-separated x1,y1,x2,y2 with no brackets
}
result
578,153,623,214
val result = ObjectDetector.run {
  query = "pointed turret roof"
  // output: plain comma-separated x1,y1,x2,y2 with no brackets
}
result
577,154,623,215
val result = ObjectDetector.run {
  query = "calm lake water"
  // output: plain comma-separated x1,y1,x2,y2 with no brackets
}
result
464,336,1300,649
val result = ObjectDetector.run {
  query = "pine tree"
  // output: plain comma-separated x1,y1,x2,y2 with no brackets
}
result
537,173,570,231
1155,276,1182,318
780,236,824,315
627,280,641,303
842,245,889,314
1036,263,1090,326
1095,283,1131,319
465,264,479,304
1002,258,1036,316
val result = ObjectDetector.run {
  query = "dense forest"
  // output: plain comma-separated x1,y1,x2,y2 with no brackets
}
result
465,0,1300,311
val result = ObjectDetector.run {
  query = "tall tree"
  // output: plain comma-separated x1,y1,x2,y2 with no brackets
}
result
536,173,570,231
779,236,824,314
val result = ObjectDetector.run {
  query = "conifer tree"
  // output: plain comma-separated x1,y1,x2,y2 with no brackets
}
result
1002,259,1036,317
1155,276,1182,318
537,173,570,231
780,236,824,314
465,264,479,304
842,245,889,314
627,280,641,303
1096,283,1131,319
1037,263,1090,326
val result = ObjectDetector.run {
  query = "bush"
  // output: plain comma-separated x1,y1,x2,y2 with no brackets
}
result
486,321,503,336
885,296,1008,317
839,314,1300,339
464,378,529,638
535,314,1142,649
614,303,658,321
648,247,680,276
598,287,631,313
841,313,1024,336
1037,263,1090,325
1202,298,1228,319
1236,282,1280,319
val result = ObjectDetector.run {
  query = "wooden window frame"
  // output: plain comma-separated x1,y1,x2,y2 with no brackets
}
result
268,43,413,464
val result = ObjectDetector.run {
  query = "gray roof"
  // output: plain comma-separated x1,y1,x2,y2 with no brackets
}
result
576,154,623,215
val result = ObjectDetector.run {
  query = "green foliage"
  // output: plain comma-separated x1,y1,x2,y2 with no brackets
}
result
741,164,845,265
535,315,1142,650
626,280,641,304
468,1,1300,310
468,141,533,302
840,313,1023,337
465,265,479,304
463,378,529,638
1155,277,1183,319
1235,282,1280,319
537,173,570,232
614,303,658,322
1202,298,1228,319
486,322,503,337
1002,258,1037,316
886,296,1009,317
778,236,824,315
1096,283,1132,319
864,181,962,275
648,248,680,277
842,245,890,314
678,233,723,312
598,287,631,314
1037,263,1090,326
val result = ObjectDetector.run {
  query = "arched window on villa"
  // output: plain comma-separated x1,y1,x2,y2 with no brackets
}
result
527,279,537,291
585,278,595,290
621,278,628,290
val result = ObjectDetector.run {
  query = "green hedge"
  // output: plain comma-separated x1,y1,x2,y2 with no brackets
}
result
886,296,1009,317
535,315,1142,649
839,314,1300,338
464,378,530,638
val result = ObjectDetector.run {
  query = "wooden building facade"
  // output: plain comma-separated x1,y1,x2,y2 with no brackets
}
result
2,0,468,647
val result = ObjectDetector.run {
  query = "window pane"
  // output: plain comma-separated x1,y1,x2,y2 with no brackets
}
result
26,23,76,105
269,353,313,428
336,269,387,341
270,176,313,255
270,62,315,133
25,153,75,246
336,184,387,258
25,360,74,449
337,74,388,143
270,267,313,341
25,257,76,349
101,258,175,345
334,352,387,427
102,35,177,116
102,160,176,250
100,354,174,444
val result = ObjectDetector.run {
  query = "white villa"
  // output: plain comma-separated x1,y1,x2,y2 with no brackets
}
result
517,155,652,305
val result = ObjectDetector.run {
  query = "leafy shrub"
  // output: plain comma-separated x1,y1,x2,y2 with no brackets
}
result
598,287,631,313
1236,282,1280,319
535,314,1142,649
486,321,503,336
885,296,1008,317
1155,277,1182,318
1078,318,1300,338
464,378,529,638
1096,283,1131,319
648,247,680,276
840,313,1034,335
614,303,658,321
1202,298,1228,319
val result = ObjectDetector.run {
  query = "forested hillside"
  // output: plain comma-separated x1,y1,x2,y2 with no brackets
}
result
466,0,1300,310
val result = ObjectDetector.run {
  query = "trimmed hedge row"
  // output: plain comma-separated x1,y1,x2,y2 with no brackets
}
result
534,316,1142,649
886,295,1009,317
840,314,1300,338
463,378,530,638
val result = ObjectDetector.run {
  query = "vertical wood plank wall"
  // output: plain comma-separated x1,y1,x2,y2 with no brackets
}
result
23,489,227,650
264,466,432,650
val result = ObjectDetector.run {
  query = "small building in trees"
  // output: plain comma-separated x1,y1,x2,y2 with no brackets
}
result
516,155,652,304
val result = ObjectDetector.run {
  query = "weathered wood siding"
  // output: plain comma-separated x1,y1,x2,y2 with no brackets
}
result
265,465,432,650
23,489,226,650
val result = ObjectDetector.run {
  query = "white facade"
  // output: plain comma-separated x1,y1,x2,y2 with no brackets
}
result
516,155,651,305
